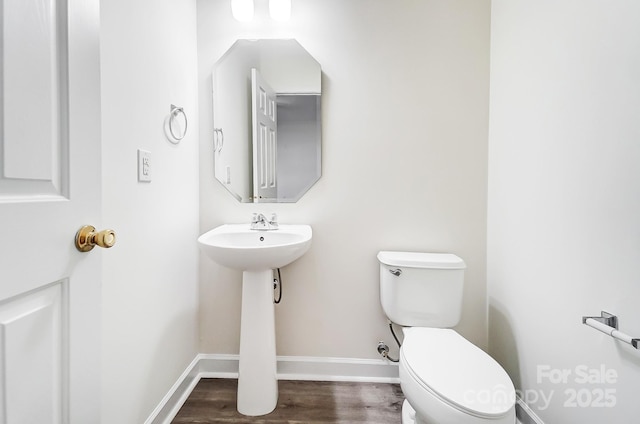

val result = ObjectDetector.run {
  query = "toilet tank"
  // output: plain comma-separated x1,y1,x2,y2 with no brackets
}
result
378,251,466,327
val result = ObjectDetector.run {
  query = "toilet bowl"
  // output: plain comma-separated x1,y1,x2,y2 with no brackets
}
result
377,251,515,424
399,327,515,424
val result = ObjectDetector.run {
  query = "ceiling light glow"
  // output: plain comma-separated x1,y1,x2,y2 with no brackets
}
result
231,0,254,22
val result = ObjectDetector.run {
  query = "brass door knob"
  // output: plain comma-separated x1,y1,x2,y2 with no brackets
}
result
75,225,117,252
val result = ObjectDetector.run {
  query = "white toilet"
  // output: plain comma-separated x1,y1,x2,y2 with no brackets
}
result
378,251,516,424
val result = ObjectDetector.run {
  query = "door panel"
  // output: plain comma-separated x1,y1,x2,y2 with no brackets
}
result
251,68,277,201
0,282,66,423
1,0,69,199
0,0,101,422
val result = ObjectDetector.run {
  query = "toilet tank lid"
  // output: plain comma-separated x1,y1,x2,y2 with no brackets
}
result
377,251,466,269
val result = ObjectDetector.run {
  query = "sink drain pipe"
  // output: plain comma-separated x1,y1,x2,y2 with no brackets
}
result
273,268,282,304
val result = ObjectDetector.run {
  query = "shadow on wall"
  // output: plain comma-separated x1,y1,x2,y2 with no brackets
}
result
488,300,522,390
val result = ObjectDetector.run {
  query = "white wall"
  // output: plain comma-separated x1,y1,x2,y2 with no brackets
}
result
198,0,491,359
100,0,200,422
488,1,640,422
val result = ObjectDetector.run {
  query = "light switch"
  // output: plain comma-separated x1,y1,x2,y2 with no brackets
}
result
138,149,151,182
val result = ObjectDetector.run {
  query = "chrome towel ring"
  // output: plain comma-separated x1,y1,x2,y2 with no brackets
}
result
165,104,188,143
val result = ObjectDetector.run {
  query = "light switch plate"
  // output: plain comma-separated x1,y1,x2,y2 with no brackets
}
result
138,149,151,182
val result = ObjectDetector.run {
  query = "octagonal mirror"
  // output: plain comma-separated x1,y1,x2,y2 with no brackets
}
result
212,39,322,203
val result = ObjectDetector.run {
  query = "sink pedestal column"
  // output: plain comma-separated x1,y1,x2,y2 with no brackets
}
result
237,270,278,416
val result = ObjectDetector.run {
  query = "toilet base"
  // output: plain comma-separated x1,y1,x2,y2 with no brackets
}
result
402,399,415,423
402,398,516,424
403,399,430,424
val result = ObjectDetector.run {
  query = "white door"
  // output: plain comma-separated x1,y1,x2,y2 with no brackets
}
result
251,68,278,202
0,0,102,422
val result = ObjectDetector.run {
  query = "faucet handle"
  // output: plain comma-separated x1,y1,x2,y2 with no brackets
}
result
269,213,279,229
252,213,266,223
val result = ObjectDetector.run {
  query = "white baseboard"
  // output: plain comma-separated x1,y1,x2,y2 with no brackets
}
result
145,353,400,424
516,396,546,424
143,355,202,424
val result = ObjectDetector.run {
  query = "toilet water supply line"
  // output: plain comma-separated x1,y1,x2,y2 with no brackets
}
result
377,322,401,363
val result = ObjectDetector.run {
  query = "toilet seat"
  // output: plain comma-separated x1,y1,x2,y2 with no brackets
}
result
400,327,515,419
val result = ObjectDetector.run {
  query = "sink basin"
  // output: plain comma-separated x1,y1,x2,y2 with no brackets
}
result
197,224,312,271
198,222,313,416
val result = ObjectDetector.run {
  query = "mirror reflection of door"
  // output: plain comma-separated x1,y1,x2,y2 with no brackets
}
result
251,68,278,202
212,39,321,203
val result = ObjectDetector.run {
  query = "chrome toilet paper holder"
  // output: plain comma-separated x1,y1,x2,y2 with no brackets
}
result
582,311,639,349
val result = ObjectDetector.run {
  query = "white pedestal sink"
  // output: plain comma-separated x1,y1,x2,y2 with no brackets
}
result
197,224,312,416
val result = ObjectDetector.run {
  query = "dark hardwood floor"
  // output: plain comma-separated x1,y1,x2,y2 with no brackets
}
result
172,379,404,423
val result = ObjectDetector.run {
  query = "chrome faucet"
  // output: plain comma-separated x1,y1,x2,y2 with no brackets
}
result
250,213,278,230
